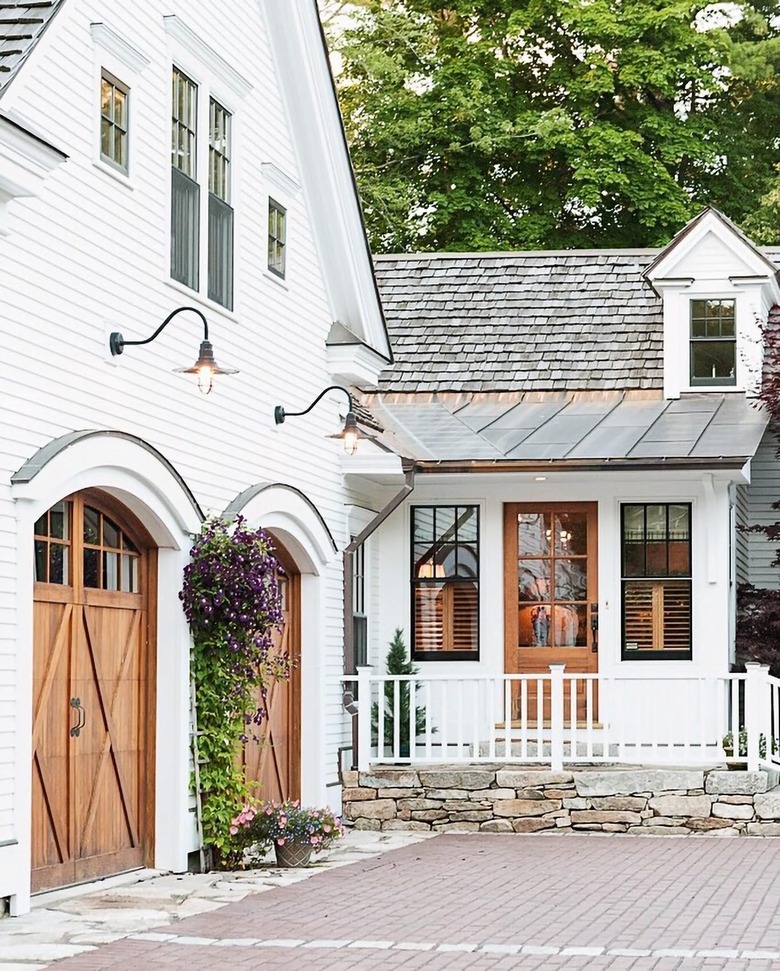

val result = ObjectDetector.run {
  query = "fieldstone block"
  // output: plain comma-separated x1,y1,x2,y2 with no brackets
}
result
411,809,448,821
543,809,568,820
353,818,381,830
345,799,396,820
700,827,740,837
443,800,486,812
494,799,561,818
686,817,733,831
480,819,514,833
643,817,686,827
342,787,377,801
747,822,780,835
563,798,589,810
381,820,431,831
398,798,443,811
575,770,703,796
570,810,642,825
719,795,754,805
512,818,556,832
378,788,423,799
359,770,420,789
555,817,573,828
470,788,516,800
449,810,494,822
590,796,647,812
342,771,359,788
712,803,754,820
649,795,712,817
517,789,545,800
497,770,573,788
544,788,576,799
428,789,470,800
630,825,689,835
433,821,481,832
706,770,779,795
754,791,780,819
418,770,495,790
602,823,628,832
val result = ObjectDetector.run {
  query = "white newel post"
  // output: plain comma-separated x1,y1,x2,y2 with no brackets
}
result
357,666,372,772
745,662,770,772
549,664,565,772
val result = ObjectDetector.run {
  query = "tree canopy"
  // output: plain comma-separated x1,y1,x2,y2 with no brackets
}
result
326,0,780,252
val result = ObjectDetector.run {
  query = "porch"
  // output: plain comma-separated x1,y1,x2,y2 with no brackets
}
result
350,662,780,773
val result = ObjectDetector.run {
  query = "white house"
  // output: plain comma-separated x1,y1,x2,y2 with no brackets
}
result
345,209,780,776
0,0,391,914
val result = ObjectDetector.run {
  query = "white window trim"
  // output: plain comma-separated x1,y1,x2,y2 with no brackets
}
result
90,24,148,188
163,15,252,100
165,34,242,314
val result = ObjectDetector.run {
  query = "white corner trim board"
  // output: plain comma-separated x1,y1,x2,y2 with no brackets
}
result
162,15,252,98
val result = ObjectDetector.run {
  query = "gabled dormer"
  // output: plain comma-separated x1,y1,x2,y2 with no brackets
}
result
644,208,780,399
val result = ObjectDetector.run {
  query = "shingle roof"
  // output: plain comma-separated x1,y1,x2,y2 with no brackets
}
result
374,249,666,393
0,0,65,100
362,390,768,466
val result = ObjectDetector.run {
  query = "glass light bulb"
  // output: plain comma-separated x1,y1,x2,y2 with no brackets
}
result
343,430,358,455
197,365,214,394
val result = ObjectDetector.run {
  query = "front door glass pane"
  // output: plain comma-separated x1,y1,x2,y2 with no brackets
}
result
519,512,550,556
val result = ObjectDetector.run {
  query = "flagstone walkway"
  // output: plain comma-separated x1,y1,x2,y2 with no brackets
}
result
5,831,780,970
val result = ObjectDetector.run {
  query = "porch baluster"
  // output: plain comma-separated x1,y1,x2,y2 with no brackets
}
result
549,664,565,772
356,666,371,772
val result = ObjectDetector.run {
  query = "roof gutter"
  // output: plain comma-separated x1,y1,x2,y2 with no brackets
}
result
412,457,752,474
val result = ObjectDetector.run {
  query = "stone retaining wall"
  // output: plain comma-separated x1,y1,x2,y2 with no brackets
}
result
342,767,780,836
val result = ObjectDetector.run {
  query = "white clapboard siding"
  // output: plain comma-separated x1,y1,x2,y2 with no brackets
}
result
745,427,780,590
0,0,365,841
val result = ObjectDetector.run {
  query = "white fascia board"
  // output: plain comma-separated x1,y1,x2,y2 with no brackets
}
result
327,340,388,388
648,209,777,283
0,116,66,234
258,0,391,362
342,447,406,484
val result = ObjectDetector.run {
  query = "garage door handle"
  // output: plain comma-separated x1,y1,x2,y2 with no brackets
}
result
70,697,86,738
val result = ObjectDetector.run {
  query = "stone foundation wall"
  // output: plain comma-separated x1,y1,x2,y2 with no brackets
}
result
342,767,780,836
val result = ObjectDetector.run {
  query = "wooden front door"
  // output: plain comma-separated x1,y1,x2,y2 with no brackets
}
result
504,503,598,722
32,493,155,892
243,539,301,802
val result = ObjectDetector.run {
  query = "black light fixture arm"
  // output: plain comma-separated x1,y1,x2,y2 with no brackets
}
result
274,385,353,425
110,306,209,356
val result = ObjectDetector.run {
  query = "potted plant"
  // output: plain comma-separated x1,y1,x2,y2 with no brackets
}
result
230,800,344,868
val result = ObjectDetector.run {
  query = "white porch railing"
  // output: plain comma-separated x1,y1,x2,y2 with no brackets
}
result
348,662,779,773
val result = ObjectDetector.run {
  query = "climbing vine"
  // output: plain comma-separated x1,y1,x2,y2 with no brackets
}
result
180,516,286,858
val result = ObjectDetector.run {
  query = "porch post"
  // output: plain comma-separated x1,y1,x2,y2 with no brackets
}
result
549,663,565,772
745,662,770,772
356,666,372,772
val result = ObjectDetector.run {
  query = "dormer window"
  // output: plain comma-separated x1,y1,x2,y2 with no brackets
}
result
690,299,736,388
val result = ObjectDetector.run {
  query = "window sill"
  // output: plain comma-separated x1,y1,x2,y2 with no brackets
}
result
264,268,288,290
684,385,741,394
163,277,238,320
92,158,133,190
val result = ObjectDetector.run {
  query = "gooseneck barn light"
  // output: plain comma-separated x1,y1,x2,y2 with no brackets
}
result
274,385,360,454
109,306,238,394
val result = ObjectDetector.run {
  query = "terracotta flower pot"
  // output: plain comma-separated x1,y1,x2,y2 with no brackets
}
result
275,840,313,868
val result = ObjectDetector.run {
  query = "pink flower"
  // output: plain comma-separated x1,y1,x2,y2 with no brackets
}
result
277,838,285,846
229,825,239,835
323,825,331,833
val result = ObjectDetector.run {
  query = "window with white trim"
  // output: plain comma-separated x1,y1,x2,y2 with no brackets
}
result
268,198,286,279
170,68,234,309
690,299,736,387
100,71,129,173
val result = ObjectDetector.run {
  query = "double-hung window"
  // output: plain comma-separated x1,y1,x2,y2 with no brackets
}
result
411,506,479,660
622,504,692,660
100,71,129,174
352,540,368,667
268,199,286,279
690,299,736,387
170,69,234,309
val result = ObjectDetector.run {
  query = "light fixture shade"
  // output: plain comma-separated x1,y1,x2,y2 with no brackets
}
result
330,411,360,454
175,340,238,394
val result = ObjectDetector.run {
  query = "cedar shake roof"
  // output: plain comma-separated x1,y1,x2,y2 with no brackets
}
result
0,0,64,99
373,249,664,393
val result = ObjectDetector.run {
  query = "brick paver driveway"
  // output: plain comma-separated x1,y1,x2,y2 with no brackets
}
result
52,834,780,970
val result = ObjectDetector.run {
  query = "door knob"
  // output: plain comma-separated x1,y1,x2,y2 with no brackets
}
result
70,697,86,737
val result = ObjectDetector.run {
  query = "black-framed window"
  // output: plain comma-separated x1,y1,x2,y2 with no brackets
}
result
207,98,233,309
621,503,692,661
690,299,736,387
171,67,199,291
268,199,286,278
411,505,479,660
100,71,129,173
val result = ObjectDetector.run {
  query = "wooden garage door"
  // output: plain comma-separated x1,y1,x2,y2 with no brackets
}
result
32,493,155,892
242,538,301,803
